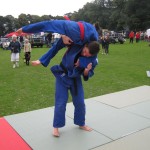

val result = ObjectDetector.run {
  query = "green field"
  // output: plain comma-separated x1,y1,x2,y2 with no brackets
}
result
0,41,150,117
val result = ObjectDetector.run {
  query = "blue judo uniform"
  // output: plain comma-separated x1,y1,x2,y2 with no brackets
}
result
22,20,99,127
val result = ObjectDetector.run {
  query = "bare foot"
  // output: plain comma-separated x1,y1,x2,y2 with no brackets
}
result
79,125,92,131
52,128,60,137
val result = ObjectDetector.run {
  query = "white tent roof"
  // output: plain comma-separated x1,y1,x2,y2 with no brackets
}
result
146,29,150,36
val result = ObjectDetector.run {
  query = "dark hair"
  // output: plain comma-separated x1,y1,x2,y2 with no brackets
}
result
87,41,100,55
94,22,100,31
94,22,102,37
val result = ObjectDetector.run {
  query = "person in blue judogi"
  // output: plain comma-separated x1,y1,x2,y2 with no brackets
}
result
17,20,100,137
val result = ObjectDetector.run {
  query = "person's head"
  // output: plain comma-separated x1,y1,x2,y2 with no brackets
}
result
101,36,104,40
105,35,109,39
12,34,17,41
25,39,29,43
81,41,100,57
94,22,100,31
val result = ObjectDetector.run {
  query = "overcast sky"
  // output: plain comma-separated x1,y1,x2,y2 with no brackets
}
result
0,0,92,18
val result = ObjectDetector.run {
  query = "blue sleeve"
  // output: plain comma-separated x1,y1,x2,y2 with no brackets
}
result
22,20,98,45
68,56,98,79
22,20,67,35
82,56,98,81
39,38,65,67
83,67,95,81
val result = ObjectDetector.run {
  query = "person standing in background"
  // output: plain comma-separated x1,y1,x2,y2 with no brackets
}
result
129,31,134,43
104,36,110,55
24,39,32,65
19,35,24,49
9,35,21,68
53,33,61,45
46,33,52,47
135,32,140,43
101,36,105,54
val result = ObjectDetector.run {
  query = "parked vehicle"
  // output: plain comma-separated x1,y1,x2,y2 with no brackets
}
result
0,38,10,49
30,37,44,48
109,33,126,44
118,35,126,44
109,36,118,44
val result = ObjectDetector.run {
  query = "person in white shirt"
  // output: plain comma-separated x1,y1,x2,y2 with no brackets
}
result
53,33,61,44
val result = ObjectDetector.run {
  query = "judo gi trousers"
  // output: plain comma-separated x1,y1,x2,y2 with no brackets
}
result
53,75,85,128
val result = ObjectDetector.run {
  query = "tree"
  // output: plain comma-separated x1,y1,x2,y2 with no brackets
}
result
126,0,150,31
0,16,6,36
71,0,114,29
18,14,29,28
41,15,52,21
1,0,149,34
108,0,128,31
5,15,16,32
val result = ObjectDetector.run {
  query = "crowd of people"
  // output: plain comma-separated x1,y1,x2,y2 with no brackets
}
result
128,31,149,43
7,31,63,69
98,30,150,55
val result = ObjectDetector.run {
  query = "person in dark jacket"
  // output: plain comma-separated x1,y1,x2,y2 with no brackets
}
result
9,35,21,68
104,36,110,55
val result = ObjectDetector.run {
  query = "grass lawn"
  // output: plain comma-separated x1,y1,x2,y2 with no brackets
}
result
0,40,150,116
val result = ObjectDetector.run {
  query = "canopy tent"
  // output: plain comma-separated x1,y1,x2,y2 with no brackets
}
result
146,29,150,37
5,32,31,38
64,15,70,20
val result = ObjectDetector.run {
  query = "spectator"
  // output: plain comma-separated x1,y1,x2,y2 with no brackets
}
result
140,31,144,40
51,34,55,47
104,36,110,55
19,35,24,48
53,33,61,44
9,35,21,68
101,36,105,54
135,32,140,43
129,31,134,43
24,39,32,65
46,33,52,47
